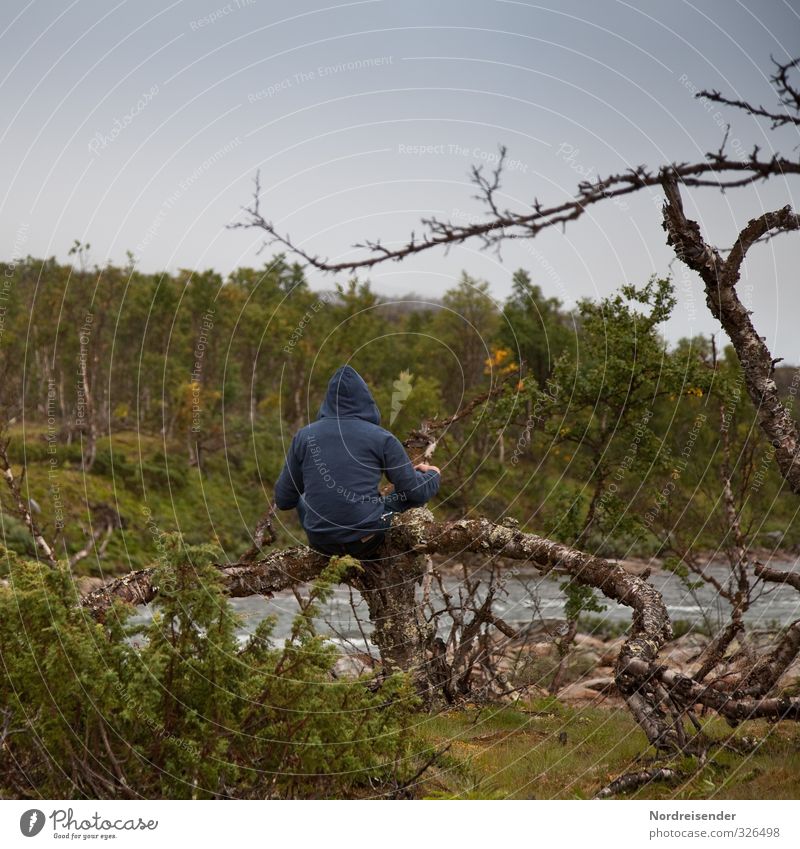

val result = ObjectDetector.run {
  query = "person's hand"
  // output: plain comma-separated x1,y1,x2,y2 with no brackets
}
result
415,462,440,474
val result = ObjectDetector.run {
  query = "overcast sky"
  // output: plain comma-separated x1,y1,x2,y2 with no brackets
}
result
2,0,799,356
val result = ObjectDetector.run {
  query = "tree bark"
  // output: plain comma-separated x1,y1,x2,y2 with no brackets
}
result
661,175,800,493
348,551,430,676
661,175,800,696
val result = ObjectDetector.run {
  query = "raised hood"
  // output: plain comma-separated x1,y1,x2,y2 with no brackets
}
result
317,365,381,424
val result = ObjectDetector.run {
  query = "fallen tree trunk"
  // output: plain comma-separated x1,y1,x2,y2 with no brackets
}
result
80,544,329,619
82,509,681,745
80,508,800,748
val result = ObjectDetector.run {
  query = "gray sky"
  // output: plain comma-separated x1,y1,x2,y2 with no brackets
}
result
2,0,799,355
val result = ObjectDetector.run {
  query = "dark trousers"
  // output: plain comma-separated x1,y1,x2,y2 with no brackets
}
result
296,492,411,559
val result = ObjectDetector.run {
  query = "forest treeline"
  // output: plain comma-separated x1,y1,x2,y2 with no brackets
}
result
0,251,798,573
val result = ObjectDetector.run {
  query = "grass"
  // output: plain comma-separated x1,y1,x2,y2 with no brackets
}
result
415,699,800,799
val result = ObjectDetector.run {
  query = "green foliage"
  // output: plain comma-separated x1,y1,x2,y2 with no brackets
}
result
499,268,571,386
91,448,138,487
427,272,499,407
0,518,37,564
139,459,188,491
2,255,797,566
560,579,607,621
0,537,418,799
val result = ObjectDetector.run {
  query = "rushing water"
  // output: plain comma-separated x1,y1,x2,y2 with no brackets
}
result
127,558,800,651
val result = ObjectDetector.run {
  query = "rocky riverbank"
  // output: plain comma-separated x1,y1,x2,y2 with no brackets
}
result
516,628,800,707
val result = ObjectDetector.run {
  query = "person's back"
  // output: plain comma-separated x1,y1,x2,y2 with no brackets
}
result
274,365,440,556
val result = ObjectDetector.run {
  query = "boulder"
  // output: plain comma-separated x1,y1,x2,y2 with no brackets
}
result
557,682,606,702
573,633,607,652
580,676,617,695
333,652,376,678
599,636,627,666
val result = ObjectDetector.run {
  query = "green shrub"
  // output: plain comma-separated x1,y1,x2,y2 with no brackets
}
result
91,447,137,486
60,442,85,464
7,438,51,462
140,459,188,490
578,615,630,640
0,538,418,798
0,517,37,561
4,436,81,464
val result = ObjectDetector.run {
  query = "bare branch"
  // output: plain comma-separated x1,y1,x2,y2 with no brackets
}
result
755,563,800,592
595,767,679,798
698,57,800,129
403,369,519,457
726,205,800,282
230,57,800,277
68,505,122,569
0,439,58,567
232,151,800,274
239,501,277,563
626,656,800,723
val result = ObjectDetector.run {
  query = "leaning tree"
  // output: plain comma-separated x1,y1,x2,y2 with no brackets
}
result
16,58,800,759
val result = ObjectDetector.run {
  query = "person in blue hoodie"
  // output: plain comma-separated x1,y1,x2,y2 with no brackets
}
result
274,365,441,558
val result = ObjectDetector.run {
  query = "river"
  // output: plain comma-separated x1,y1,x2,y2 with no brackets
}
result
128,558,800,651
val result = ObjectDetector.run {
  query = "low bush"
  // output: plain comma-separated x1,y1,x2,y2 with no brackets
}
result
0,538,418,798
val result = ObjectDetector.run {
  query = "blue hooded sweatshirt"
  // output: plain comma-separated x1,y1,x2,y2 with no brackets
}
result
274,365,440,544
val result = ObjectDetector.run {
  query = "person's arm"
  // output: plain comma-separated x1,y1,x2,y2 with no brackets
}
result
274,434,304,509
382,434,440,505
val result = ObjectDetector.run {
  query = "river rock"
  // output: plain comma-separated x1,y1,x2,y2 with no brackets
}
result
557,681,607,702
599,637,627,666
662,645,702,667
573,633,607,652
77,576,105,593
527,642,558,659
333,652,376,678
580,676,617,695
